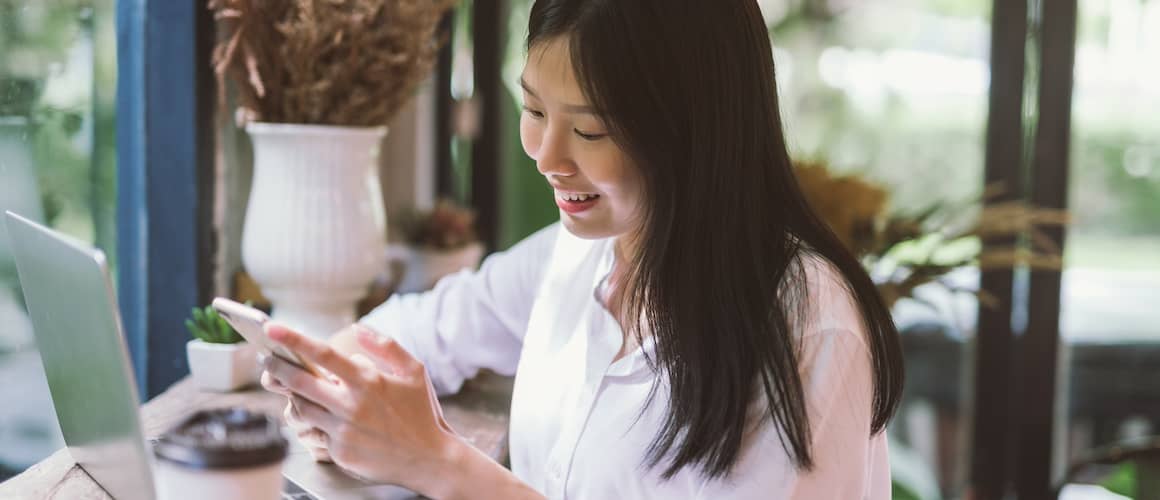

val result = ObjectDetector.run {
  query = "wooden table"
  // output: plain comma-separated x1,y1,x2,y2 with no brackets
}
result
0,374,513,499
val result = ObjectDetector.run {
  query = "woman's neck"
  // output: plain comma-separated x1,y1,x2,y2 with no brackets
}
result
613,231,640,269
604,234,640,321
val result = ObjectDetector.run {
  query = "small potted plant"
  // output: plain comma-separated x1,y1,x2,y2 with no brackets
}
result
185,304,260,392
392,199,485,293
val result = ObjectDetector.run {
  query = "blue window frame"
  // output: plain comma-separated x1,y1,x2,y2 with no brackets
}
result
116,0,214,400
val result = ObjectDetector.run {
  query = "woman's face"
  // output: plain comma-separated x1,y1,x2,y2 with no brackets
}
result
520,37,644,242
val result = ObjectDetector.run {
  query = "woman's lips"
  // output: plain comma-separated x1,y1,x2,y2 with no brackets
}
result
555,191,600,214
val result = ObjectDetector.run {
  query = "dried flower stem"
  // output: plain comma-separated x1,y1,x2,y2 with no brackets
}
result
209,0,457,127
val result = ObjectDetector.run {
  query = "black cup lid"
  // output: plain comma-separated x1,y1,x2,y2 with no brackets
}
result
153,408,287,470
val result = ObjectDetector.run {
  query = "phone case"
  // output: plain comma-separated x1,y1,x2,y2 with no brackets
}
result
211,297,322,377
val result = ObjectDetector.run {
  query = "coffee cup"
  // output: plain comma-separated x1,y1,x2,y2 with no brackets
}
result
153,408,287,500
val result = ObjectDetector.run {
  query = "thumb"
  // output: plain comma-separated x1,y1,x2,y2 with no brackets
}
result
264,321,302,340
354,325,418,374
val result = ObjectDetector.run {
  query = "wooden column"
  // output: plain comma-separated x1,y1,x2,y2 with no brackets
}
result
471,0,507,251
972,0,1029,496
1017,0,1078,497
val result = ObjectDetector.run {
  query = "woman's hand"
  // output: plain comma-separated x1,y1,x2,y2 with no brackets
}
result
261,367,333,462
259,324,363,463
260,322,460,494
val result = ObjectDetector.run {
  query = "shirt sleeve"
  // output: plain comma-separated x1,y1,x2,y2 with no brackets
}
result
358,223,559,395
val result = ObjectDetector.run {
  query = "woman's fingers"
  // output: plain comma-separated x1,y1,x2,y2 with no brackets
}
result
355,326,421,376
354,329,449,433
260,368,290,395
306,445,333,463
291,393,343,437
263,354,344,412
266,322,365,383
282,403,333,462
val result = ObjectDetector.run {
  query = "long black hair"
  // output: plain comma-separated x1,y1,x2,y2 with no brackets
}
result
527,0,904,480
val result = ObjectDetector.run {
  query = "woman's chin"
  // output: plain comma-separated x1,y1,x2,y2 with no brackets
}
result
560,215,638,245
560,216,616,241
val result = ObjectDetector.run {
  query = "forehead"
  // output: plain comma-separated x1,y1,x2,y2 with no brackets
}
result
522,37,586,103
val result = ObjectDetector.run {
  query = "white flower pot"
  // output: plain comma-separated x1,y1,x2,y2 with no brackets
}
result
186,340,260,392
242,123,388,339
393,242,486,294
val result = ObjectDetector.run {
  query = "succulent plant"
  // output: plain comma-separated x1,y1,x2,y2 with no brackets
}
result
185,304,244,344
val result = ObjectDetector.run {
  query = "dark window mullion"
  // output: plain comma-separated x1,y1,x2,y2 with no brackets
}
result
1018,0,1078,497
435,11,456,200
973,0,1030,497
471,0,506,252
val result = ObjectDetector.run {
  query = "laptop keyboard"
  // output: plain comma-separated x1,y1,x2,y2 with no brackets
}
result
281,479,317,499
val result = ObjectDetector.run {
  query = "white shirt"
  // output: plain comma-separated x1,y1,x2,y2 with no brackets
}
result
361,223,890,499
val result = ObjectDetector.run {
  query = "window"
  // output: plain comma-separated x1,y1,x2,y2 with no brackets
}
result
0,0,116,480
1059,0,1160,493
765,2,991,497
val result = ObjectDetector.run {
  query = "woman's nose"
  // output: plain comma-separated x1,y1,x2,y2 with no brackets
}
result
535,127,577,177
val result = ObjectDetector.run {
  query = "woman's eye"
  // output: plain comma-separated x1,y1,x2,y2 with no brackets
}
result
522,106,544,119
574,130,607,141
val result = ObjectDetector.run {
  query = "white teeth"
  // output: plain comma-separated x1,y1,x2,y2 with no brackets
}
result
559,192,598,202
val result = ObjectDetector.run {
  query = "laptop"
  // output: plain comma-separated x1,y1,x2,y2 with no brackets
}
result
4,211,418,500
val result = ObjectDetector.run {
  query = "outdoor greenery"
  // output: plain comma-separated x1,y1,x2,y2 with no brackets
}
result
0,1,86,115
0,0,117,255
0,0,116,479
1100,462,1136,498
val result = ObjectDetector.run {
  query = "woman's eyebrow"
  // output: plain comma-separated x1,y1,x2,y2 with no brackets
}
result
519,76,597,115
518,76,540,98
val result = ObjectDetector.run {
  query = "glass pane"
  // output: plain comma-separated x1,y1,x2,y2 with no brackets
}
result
0,0,116,480
764,1,991,498
1059,0,1160,496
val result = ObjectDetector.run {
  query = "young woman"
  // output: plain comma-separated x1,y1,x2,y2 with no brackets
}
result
261,0,904,498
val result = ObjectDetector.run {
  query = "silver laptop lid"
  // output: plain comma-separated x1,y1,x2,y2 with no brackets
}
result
4,211,155,500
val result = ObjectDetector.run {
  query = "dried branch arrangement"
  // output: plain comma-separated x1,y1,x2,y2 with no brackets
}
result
208,0,457,127
795,161,1070,309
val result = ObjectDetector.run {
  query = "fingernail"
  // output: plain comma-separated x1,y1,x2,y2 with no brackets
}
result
267,325,284,341
356,326,374,340
356,327,384,346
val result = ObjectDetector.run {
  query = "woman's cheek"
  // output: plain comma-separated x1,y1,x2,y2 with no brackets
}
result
520,115,541,159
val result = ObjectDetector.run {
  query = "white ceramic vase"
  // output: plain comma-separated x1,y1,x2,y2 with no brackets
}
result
242,123,387,339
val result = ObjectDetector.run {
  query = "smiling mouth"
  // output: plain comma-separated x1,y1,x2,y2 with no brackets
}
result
554,190,601,214
557,192,600,202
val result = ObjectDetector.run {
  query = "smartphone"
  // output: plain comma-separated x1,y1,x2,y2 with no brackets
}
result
211,297,323,377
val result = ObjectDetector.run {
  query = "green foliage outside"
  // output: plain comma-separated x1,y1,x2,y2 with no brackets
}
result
0,0,118,262
1100,462,1136,499
499,0,566,249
